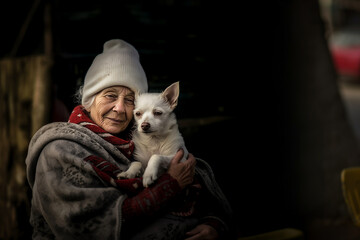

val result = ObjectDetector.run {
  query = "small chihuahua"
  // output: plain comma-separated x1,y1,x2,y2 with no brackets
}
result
117,82,188,187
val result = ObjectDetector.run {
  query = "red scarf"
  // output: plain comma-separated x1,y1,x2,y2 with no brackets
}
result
69,105,134,158
68,105,142,194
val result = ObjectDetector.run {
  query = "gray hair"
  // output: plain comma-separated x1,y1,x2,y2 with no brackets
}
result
75,85,95,110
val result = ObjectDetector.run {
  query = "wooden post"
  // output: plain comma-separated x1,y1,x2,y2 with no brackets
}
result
0,55,45,240
0,1,54,239
31,1,53,135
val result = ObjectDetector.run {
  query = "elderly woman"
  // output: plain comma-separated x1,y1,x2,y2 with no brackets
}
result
26,39,233,240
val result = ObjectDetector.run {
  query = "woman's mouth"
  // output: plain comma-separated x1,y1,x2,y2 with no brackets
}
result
106,117,125,123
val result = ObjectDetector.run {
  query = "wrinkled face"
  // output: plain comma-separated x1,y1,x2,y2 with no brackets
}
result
88,86,135,134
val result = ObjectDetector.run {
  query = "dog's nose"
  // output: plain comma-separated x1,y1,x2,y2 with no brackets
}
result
141,122,150,131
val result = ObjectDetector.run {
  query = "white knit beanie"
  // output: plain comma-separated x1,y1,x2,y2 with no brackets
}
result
82,39,148,106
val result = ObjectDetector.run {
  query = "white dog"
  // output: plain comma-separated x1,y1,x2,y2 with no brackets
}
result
117,81,188,187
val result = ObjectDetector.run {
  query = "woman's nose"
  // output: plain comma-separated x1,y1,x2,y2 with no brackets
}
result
113,99,126,113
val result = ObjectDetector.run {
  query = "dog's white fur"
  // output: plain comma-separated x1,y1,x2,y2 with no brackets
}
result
117,82,188,187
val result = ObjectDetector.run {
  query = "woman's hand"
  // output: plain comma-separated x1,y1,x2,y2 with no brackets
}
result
167,149,196,189
185,224,219,240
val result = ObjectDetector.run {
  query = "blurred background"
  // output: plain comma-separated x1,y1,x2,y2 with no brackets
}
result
3,0,360,239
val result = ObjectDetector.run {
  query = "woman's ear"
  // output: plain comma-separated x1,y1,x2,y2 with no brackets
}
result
161,81,180,110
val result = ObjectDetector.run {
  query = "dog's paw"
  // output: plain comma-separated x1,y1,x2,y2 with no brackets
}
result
117,162,142,179
142,175,156,187
117,171,136,179
142,171,158,187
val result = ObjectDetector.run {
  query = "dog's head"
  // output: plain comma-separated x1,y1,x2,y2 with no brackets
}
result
133,82,179,136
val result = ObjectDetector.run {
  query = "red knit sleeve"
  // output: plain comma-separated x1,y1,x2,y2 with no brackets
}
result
121,173,181,220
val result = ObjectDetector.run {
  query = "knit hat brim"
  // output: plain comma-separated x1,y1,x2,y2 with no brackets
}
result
82,39,148,106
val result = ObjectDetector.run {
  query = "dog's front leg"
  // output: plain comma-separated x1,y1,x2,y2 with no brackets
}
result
117,161,142,179
143,154,171,187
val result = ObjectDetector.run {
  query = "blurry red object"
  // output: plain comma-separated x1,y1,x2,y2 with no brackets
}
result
331,45,360,77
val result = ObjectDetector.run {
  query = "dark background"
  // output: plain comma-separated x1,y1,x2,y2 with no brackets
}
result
2,0,359,239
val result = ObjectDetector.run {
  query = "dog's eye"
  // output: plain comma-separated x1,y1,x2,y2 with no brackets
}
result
135,111,142,117
153,110,162,116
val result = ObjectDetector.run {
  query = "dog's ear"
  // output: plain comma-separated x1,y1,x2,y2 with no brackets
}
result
162,81,180,110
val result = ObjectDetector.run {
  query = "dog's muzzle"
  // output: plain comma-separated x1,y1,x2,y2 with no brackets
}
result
141,122,151,131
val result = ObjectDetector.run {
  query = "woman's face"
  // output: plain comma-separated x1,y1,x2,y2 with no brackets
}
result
89,86,135,134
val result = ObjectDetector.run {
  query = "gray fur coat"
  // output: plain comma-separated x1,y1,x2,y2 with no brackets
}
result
26,122,232,239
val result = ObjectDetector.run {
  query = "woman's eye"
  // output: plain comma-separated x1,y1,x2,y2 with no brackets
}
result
125,98,135,105
105,94,117,99
153,111,162,116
